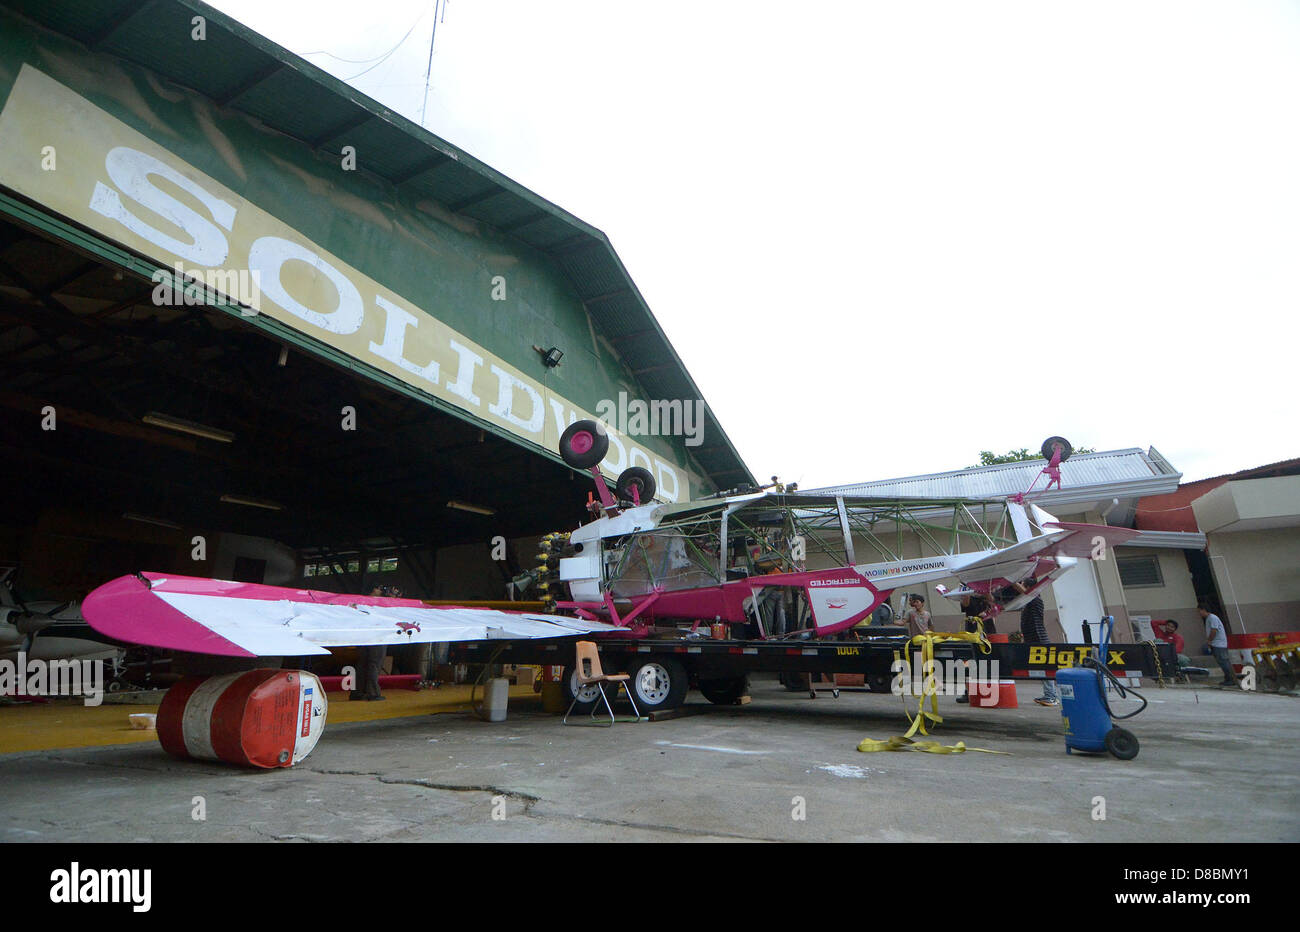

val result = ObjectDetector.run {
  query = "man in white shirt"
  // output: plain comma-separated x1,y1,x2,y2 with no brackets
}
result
1198,603,1237,687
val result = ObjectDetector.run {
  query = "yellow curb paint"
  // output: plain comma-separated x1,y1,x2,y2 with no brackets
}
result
0,683,540,754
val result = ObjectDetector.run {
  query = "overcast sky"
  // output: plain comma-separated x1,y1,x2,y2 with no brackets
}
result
210,0,1299,487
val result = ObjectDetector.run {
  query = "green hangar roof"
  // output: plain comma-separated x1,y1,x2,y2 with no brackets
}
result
0,0,754,490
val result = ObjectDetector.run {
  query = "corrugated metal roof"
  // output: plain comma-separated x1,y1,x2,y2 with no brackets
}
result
0,0,755,489
812,448,1182,502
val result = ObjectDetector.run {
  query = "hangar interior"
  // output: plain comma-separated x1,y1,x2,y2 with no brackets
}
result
0,211,596,604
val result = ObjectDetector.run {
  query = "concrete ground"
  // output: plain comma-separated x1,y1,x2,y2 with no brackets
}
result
2,677,1296,842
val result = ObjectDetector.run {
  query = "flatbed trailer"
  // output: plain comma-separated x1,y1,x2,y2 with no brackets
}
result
449,631,1176,714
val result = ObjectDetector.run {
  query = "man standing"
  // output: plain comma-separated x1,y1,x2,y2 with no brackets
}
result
901,594,933,639
998,578,1057,706
351,585,391,701
961,593,994,635
955,593,992,704
1198,604,1237,687
1019,592,1057,706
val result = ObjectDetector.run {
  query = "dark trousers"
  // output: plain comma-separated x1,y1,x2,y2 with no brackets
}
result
355,645,387,697
1020,617,1049,642
1211,646,1236,683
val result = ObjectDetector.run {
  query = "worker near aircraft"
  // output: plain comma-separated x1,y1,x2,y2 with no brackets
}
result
955,592,993,704
1198,604,1237,687
997,577,1057,707
960,592,994,636
902,594,933,639
351,586,391,701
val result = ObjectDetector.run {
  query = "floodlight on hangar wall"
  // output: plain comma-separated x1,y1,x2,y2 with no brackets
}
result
532,345,563,368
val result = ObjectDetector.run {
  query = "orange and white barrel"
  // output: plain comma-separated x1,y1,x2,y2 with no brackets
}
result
157,669,327,768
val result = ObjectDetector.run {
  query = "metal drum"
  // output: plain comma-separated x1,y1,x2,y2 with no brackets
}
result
157,669,326,768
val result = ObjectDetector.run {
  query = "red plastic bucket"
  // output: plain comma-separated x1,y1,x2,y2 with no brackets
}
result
968,679,1018,708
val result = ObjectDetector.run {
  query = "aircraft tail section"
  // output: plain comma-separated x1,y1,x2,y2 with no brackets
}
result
1007,500,1062,543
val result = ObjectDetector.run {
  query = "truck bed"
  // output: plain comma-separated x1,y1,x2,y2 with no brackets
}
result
449,631,1176,681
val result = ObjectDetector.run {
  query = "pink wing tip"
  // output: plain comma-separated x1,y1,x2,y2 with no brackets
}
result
83,573,256,657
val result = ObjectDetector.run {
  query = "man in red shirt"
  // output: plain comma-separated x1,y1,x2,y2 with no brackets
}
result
1150,619,1188,667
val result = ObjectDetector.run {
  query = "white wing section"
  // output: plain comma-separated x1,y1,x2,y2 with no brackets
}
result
154,592,618,657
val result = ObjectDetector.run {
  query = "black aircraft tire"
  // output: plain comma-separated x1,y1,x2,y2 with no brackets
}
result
559,419,610,469
698,675,749,705
626,656,688,712
1041,436,1074,463
615,466,656,504
1105,726,1140,761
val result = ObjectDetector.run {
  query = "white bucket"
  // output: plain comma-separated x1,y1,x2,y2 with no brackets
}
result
484,677,509,723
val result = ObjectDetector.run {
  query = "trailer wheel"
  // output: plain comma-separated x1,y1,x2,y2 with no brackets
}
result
559,419,609,469
1104,726,1140,761
780,671,808,692
1040,436,1073,463
626,656,688,712
867,672,893,694
561,666,602,714
698,675,748,705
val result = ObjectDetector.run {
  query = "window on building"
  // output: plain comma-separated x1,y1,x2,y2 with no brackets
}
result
303,556,398,578
1117,554,1164,588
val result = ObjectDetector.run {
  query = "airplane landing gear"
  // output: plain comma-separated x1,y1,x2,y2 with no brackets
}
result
1041,436,1073,463
615,467,656,504
559,419,609,469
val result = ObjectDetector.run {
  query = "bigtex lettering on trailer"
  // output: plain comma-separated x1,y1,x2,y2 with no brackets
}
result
1028,645,1128,668
0,65,694,501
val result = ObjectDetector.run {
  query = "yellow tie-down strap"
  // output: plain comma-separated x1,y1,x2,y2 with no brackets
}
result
857,627,1008,755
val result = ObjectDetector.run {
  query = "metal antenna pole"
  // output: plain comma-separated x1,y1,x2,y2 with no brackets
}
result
419,0,442,126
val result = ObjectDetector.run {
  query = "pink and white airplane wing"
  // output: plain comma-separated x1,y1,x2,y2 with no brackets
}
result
1038,522,1143,557
953,523,1141,581
83,573,617,658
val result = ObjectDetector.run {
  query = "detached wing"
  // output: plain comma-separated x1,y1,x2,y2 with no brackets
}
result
954,523,1141,582
83,573,617,658
1039,522,1142,557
